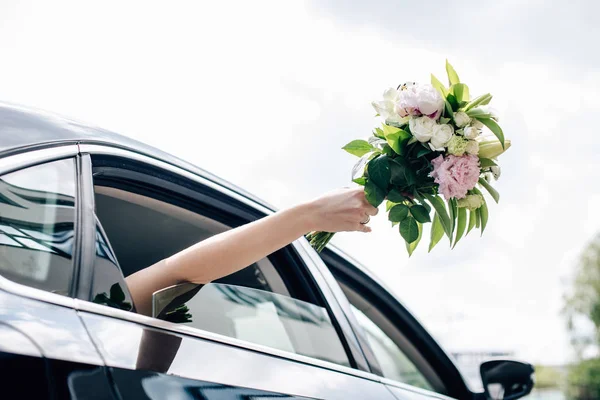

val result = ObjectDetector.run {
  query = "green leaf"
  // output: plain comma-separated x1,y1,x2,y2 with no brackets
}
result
389,158,416,187
406,221,423,257
389,204,409,222
365,180,386,208
448,198,458,236
342,140,374,157
422,194,452,239
387,189,406,203
385,200,397,212
479,158,498,168
367,155,391,189
385,129,411,155
353,177,367,186
451,83,470,102
478,118,506,149
431,74,449,97
410,205,431,223
428,213,445,252
478,177,500,203
453,207,467,248
447,93,459,111
467,209,477,235
465,93,492,112
475,208,481,228
374,127,385,138
472,187,488,234
400,216,419,243
446,60,460,86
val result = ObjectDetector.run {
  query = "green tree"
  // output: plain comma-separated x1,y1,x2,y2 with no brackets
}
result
564,233,600,399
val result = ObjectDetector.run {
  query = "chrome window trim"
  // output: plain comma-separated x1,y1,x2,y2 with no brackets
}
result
73,297,379,382
0,274,76,309
382,377,458,400
0,145,78,176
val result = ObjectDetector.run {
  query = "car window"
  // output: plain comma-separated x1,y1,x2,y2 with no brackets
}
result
350,305,432,390
90,169,350,367
0,159,76,296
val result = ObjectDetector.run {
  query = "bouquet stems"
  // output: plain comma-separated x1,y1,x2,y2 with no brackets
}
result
306,231,335,253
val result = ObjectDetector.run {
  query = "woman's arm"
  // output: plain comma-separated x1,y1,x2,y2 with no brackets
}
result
126,188,378,316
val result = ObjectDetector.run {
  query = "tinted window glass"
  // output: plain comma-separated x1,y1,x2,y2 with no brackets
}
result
154,282,350,366
351,305,432,390
91,222,134,312
0,159,76,295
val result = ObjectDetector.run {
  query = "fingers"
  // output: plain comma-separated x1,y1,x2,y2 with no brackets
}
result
365,205,378,216
356,223,372,233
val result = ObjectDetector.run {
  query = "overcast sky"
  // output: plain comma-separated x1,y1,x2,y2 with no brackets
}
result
1,0,598,367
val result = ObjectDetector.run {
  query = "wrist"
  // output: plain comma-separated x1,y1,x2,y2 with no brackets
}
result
289,200,321,233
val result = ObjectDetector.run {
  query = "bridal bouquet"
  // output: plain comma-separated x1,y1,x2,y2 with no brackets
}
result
307,61,511,255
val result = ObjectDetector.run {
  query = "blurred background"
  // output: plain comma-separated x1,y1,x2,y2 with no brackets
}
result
1,1,599,398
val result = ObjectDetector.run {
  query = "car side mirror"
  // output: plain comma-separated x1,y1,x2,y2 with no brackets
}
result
480,360,535,400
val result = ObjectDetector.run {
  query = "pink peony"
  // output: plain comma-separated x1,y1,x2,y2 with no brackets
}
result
430,154,480,200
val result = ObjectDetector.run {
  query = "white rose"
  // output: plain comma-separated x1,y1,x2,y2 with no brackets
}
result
490,165,501,180
465,140,479,155
409,116,436,143
471,119,484,129
416,84,444,119
463,126,480,139
430,123,454,150
372,88,404,123
453,111,471,128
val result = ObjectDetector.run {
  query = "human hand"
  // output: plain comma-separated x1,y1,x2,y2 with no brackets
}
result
304,188,378,233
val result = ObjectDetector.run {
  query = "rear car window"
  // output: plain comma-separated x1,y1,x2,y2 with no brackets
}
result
0,159,76,296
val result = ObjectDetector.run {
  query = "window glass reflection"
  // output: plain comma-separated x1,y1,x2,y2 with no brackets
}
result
154,282,350,367
0,159,76,296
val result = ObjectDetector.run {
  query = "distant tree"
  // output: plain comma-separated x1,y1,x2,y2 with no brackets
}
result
534,365,562,389
564,233,600,399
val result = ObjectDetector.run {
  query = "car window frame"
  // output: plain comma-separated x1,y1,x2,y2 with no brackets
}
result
0,145,80,310
320,247,473,400
75,143,373,374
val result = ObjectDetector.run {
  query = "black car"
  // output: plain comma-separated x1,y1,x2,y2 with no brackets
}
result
0,102,534,399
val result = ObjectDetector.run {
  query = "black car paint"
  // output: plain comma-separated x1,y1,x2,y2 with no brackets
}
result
0,102,475,399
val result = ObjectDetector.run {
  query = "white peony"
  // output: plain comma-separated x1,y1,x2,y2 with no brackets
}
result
396,83,420,117
415,84,444,119
430,123,454,150
409,116,437,143
465,140,479,155
454,111,471,128
463,126,480,140
372,88,404,123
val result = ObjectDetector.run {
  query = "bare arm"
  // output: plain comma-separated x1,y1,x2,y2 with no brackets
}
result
126,188,378,316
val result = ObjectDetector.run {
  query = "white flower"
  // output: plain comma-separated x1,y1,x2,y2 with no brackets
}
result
415,84,444,119
465,140,479,155
430,123,454,150
372,88,404,123
490,165,501,180
396,83,420,117
454,111,471,128
471,119,484,129
409,116,436,143
463,126,480,139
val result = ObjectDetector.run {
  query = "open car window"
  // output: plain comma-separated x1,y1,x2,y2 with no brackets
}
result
88,157,351,367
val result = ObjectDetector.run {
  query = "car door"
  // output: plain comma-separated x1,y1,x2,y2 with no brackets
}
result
318,248,474,400
73,143,399,400
0,146,118,399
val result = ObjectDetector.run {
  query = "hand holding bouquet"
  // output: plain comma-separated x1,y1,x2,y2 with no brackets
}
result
307,61,511,255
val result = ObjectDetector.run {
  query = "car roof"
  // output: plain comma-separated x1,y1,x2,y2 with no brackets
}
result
0,101,278,211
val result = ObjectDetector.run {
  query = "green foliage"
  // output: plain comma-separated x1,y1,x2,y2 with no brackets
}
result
534,365,563,390
429,213,445,252
406,221,423,257
389,204,409,222
342,140,374,157
453,207,467,248
479,117,506,149
445,59,460,86
479,158,498,168
478,177,500,203
368,155,391,189
365,180,386,207
566,358,600,399
410,205,431,223
400,216,419,243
